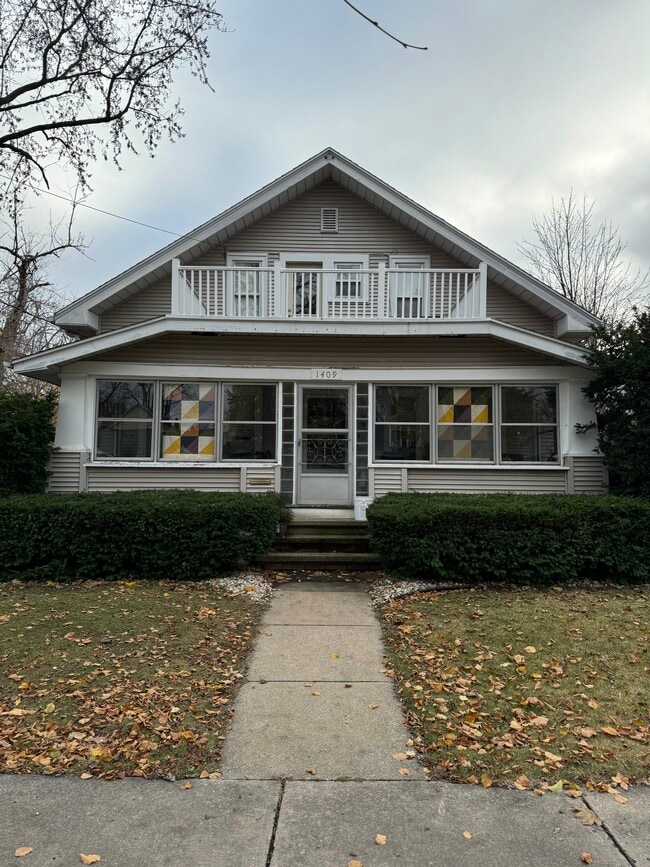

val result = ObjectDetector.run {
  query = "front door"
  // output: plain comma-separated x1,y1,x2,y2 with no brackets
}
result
297,386,352,505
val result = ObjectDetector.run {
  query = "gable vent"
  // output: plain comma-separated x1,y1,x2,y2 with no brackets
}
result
320,207,338,233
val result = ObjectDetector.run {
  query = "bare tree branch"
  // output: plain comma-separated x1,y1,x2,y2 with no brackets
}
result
340,0,427,50
0,0,225,194
518,191,650,323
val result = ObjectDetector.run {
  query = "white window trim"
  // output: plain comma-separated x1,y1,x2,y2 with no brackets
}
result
387,255,431,318
225,253,268,317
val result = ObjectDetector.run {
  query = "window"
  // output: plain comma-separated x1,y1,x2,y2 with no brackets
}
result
96,381,154,459
160,383,216,461
500,386,558,463
334,262,362,299
388,256,430,318
437,386,494,462
222,384,277,460
227,254,266,316
375,385,430,461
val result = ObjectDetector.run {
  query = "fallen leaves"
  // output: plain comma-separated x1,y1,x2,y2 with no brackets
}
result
0,581,263,779
368,703,379,710
79,856,101,865
580,854,593,864
179,782,192,790
379,586,649,787
462,831,472,840
14,847,33,857
374,834,387,845
574,805,602,827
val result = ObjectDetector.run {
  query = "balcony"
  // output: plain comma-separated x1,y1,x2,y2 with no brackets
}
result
170,260,487,322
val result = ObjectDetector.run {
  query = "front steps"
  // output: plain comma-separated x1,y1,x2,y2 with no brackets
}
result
255,519,381,571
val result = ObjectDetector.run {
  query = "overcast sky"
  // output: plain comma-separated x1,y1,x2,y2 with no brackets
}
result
39,0,650,302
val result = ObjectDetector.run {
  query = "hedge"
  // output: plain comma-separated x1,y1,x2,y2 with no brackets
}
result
0,490,285,581
0,392,56,495
366,493,650,585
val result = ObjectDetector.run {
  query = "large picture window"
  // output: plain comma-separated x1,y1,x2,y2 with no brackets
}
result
222,384,277,460
160,383,216,461
375,385,430,461
437,386,494,462
500,386,558,462
96,381,154,459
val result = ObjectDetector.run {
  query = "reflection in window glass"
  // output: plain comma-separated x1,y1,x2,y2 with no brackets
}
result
500,386,558,462
96,381,154,459
374,386,430,461
222,384,277,460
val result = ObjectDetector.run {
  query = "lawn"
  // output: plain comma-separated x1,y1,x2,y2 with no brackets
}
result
0,581,264,779
380,586,649,791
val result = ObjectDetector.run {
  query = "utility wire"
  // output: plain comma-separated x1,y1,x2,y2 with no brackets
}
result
340,0,427,50
0,297,58,327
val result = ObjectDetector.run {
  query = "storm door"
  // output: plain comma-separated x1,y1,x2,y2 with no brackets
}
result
297,386,352,505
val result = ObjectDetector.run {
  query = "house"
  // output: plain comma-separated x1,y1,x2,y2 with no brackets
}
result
13,148,605,515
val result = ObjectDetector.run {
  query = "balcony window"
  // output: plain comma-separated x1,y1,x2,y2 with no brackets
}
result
437,386,494,461
222,384,277,460
227,254,266,316
375,385,430,461
500,386,558,462
96,381,154,459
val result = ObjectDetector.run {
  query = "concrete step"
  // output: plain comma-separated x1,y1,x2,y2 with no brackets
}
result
286,521,368,538
255,550,382,569
276,534,370,547
290,508,356,522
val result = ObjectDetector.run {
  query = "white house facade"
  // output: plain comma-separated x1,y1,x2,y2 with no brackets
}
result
13,149,606,512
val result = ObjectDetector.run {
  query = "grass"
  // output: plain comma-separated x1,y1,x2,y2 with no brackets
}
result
0,580,264,779
380,586,649,789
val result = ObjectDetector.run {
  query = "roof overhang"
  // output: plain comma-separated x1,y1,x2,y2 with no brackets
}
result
13,315,589,384
54,148,600,336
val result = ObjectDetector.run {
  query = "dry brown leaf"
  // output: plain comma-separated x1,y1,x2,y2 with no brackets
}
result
311,691,321,697
306,768,317,775
79,856,101,865
514,775,530,790
462,831,472,839
348,861,363,867
398,768,410,776
587,698,598,709
524,646,537,654
79,773,92,780
392,752,407,761
601,726,620,737
480,772,492,788
180,782,193,790
330,653,340,659
14,848,33,858
368,703,379,710
574,806,602,827
374,834,387,845
580,854,593,865
612,792,628,804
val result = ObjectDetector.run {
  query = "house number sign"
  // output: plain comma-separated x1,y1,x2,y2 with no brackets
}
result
311,368,342,380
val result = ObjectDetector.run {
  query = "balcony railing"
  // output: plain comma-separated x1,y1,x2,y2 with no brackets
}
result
171,259,487,321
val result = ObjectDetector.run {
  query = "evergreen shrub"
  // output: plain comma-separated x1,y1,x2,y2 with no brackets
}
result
367,493,650,584
0,490,284,581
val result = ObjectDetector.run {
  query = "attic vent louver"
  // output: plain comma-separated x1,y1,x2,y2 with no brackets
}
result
320,207,338,233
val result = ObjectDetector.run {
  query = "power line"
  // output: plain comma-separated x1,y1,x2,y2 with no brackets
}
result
0,173,208,244
0,297,58,327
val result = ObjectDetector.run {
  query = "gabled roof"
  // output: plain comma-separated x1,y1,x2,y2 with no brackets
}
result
56,147,599,334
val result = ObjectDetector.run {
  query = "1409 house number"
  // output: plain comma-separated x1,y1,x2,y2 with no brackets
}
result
311,368,343,380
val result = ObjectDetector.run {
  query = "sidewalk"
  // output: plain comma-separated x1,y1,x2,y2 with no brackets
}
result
1,580,647,866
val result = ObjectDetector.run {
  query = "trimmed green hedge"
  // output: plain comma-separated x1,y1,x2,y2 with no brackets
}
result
367,493,650,585
0,490,284,581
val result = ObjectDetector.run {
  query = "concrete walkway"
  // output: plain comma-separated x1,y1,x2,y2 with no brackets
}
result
220,581,424,781
2,580,648,865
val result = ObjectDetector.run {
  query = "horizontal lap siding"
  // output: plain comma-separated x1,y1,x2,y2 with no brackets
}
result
572,456,606,493
373,467,404,496
86,467,241,492
406,468,567,494
487,282,556,336
100,277,171,332
48,452,82,492
245,466,278,493
97,334,558,367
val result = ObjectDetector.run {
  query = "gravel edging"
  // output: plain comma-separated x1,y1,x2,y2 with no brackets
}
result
211,570,273,603
369,578,470,605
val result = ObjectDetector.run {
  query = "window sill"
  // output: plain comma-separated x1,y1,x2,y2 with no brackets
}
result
86,461,280,468
369,462,567,470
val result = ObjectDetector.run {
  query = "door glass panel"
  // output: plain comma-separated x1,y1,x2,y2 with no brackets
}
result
302,388,347,430
301,387,348,476
301,433,348,474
